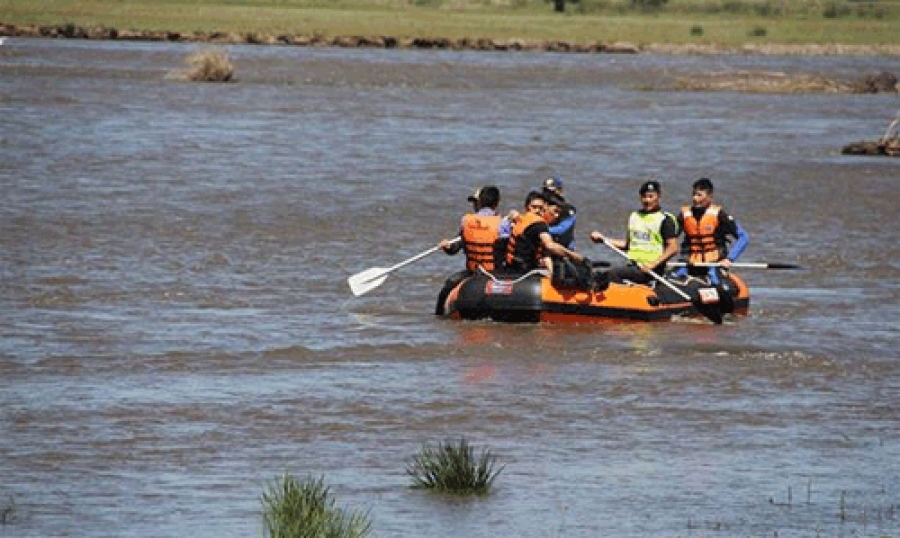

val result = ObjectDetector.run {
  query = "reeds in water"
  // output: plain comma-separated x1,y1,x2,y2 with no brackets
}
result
406,438,504,495
261,473,371,538
183,49,234,82
1,495,16,525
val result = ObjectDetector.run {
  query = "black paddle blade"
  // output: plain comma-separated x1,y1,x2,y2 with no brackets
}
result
766,263,803,269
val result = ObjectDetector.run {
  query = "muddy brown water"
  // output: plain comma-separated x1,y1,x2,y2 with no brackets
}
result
1,38,899,537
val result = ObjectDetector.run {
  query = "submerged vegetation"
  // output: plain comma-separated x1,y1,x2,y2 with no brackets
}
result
183,49,234,82
261,474,371,538
407,438,504,495
1,495,16,525
672,69,898,93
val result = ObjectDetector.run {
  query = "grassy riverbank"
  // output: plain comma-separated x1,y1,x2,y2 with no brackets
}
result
2,0,899,47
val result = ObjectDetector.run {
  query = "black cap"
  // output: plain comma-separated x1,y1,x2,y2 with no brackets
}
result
639,180,660,195
467,188,481,203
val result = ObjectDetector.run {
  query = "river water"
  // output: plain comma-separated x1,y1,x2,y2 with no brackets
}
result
1,38,899,537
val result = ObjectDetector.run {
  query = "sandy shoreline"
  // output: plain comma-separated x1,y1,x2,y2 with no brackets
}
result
3,22,900,56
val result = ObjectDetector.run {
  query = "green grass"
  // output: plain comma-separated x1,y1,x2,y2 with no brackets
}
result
406,438,504,495
1,0,898,45
261,474,371,538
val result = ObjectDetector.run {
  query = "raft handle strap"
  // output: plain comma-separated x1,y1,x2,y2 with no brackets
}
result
478,266,549,284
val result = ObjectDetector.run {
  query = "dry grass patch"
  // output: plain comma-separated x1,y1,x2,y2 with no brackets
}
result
674,70,853,93
170,48,234,82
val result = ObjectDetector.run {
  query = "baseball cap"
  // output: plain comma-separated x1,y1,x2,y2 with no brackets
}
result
639,180,661,195
543,176,564,192
467,188,481,203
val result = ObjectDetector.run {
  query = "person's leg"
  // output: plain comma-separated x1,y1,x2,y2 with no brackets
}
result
711,267,735,313
606,264,652,285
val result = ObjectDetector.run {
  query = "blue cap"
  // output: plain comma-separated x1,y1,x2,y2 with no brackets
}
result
543,176,564,192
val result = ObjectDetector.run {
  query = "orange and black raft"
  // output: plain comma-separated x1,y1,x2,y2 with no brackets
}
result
439,269,750,323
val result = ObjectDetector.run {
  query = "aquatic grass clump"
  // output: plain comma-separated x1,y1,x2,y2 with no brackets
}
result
184,49,234,82
261,473,371,538
407,438,504,495
1,495,16,525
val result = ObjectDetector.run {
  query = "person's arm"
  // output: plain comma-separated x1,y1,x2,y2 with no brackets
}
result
675,212,687,256
441,224,464,255
549,213,575,236
540,232,584,264
724,222,749,266
640,237,678,273
549,213,577,249
717,210,749,268
498,217,512,239
440,238,463,255
589,231,627,251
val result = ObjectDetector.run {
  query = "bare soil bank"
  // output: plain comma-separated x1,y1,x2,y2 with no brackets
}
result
4,22,900,56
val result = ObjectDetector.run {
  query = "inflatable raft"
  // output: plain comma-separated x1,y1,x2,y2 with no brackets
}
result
440,269,750,323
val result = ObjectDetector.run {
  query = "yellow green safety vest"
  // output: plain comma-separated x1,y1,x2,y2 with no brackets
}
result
627,210,673,265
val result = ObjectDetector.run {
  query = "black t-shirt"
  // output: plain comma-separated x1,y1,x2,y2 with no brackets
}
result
511,220,551,269
524,221,550,248
636,209,679,241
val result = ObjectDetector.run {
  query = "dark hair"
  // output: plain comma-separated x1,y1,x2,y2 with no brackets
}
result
479,186,500,209
524,190,546,208
692,178,714,193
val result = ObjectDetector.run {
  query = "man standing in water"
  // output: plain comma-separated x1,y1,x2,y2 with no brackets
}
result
673,178,749,286
589,180,679,284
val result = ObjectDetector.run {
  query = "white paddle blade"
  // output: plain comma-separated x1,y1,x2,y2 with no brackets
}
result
348,267,390,297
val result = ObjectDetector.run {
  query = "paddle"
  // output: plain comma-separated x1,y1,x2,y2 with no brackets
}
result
348,238,461,297
668,262,802,270
596,237,723,324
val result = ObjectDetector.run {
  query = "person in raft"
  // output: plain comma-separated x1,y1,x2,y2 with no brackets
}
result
671,177,749,286
435,186,508,315
506,191,586,277
589,180,680,285
541,175,577,250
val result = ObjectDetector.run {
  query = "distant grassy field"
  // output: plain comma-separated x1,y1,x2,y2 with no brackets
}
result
2,0,899,46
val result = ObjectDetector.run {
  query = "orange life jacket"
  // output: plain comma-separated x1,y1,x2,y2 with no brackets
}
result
681,204,723,263
461,214,502,271
506,212,545,269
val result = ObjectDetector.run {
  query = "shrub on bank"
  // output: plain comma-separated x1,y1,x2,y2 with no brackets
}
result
406,438,503,495
748,26,767,36
261,473,371,538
